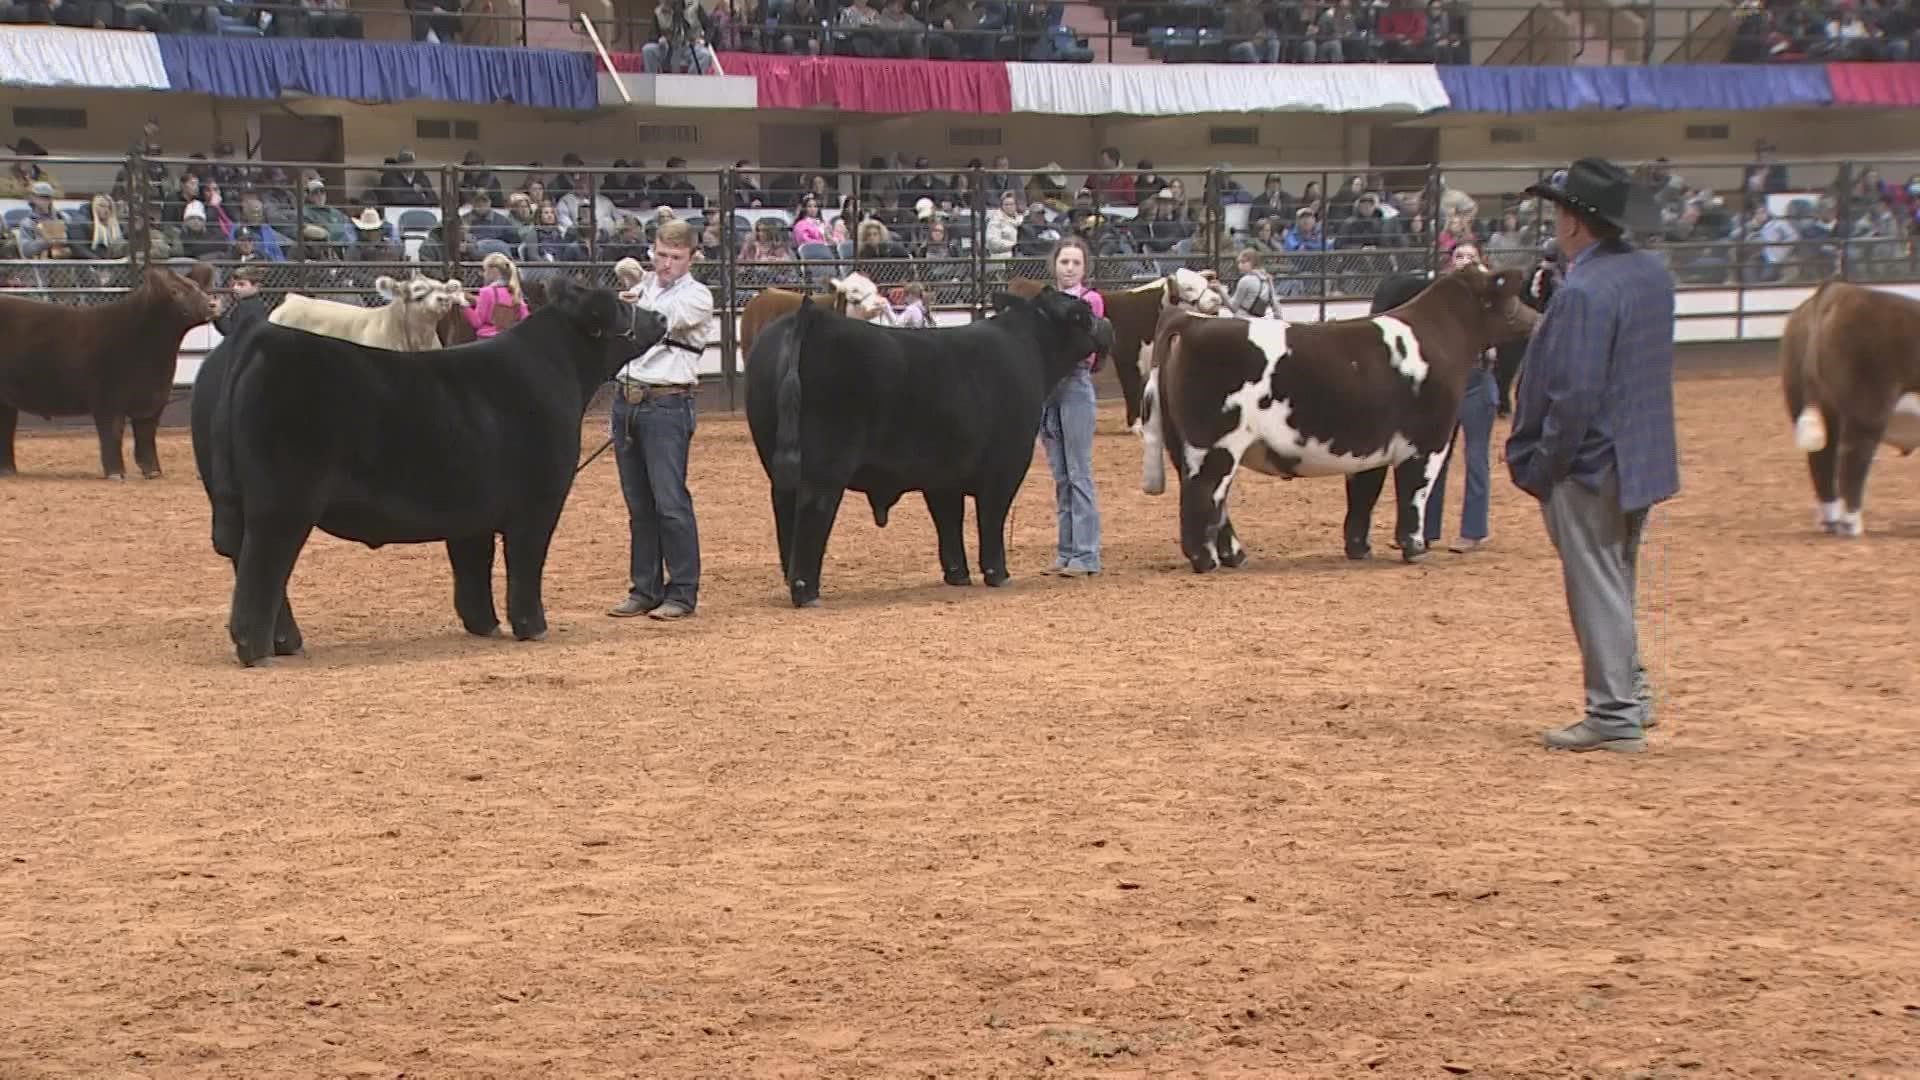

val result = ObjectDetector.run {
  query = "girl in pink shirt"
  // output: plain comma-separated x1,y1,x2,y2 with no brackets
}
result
464,251,529,338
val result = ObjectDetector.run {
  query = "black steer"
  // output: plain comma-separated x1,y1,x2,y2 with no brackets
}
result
190,279,667,667
744,287,1113,608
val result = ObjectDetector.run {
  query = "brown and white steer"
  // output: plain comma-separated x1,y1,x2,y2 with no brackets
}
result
1139,264,1539,573
1008,266,1225,433
737,272,893,362
1784,280,1920,537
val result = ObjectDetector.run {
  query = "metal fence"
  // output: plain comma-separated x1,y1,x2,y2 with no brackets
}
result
6,153,1918,408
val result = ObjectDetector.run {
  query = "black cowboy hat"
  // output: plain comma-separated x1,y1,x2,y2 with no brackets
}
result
1525,157,1660,235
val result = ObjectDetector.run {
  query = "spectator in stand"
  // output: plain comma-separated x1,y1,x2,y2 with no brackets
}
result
1250,174,1292,226
378,149,437,207
1226,0,1280,62
2,140,58,198
1085,147,1134,207
13,181,71,260
405,0,462,42
984,190,1020,256
178,201,229,260
791,193,827,247
463,190,519,248
229,226,270,266
79,194,128,261
1741,140,1789,207
228,193,288,260
300,178,354,245
1283,205,1330,252
457,151,506,209
286,0,365,38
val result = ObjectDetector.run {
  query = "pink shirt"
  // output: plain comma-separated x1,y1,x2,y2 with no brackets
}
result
1062,281,1106,371
463,281,529,339
791,215,826,247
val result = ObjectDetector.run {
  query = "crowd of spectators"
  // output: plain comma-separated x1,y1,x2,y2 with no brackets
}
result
1729,0,1918,61
7,131,1920,305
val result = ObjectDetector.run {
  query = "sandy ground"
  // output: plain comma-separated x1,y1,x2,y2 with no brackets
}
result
1,358,1917,1079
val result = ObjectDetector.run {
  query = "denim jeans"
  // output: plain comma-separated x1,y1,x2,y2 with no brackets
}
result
1039,367,1101,572
612,393,701,611
1426,365,1496,543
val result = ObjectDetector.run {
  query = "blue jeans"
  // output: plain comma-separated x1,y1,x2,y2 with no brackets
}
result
1426,365,1496,543
612,393,701,610
1039,367,1101,572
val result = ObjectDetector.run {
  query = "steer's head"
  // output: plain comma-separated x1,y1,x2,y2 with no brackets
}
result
1165,266,1225,315
375,275,465,319
435,278,471,312
829,272,890,322
146,264,215,328
995,286,1114,388
548,278,669,388
1450,262,1539,347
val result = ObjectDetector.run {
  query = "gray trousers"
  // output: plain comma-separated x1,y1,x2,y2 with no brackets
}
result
1540,468,1653,736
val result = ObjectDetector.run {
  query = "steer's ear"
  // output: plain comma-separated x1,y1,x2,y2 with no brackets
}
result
989,291,1026,315
373,275,398,302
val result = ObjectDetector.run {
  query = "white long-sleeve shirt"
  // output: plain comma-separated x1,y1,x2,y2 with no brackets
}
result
618,270,713,387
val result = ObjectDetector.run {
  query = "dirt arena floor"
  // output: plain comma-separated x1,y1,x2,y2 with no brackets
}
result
2,351,1917,1078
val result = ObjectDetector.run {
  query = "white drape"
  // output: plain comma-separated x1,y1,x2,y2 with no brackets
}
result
1005,62,1449,116
0,27,170,90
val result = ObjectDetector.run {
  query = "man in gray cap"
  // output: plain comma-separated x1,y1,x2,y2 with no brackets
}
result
1505,157,1679,755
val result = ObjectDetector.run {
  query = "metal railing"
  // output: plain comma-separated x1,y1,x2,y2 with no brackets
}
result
6,154,1919,409
0,0,1907,66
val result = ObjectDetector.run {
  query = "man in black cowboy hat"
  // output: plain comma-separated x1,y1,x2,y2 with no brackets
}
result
1505,157,1679,755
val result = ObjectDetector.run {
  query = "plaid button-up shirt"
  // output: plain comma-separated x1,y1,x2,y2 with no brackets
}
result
1506,238,1681,513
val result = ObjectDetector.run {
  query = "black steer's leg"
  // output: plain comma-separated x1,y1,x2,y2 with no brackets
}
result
0,402,18,476
925,488,971,586
273,593,305,657
1803,406,1843,532
771,485,797,579
1343,466,1387,559
1394,448,1449,564
446,533,501,637
974,485,1017,587
1216,511,1247,568
1179,447,1238,574
1832,418,1884,538
92,409,129,480
130,415,163,479
502,519,559,641
231,518,312,667
787,482,847,608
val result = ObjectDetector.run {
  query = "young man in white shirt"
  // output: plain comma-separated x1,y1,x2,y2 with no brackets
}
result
608,219,712,621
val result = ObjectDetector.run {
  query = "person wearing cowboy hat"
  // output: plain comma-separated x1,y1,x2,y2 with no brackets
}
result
1505,157,1679,755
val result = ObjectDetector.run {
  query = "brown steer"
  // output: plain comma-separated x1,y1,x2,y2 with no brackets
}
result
1008,266,1224,432
1139,264,1538,572
1784,279,1920,537
0,263,215,479
737,273,892,361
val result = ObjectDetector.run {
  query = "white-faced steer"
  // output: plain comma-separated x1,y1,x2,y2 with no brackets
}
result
1783,279,1920,536
1140,264,1539,573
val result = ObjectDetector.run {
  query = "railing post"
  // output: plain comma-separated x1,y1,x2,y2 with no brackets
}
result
1203,166,1220,275
1425,162,1442,272
1836,158,1854,282
441,162,462,281
719,166,739,411
970,165,988,320
129,147,151,275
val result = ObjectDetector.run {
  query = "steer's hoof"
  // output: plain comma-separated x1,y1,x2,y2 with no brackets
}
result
1219,547,1248,569
943,568,972,587
141,468,163,480
0,466,16,478
1344,541,1372,561
273,639,307,658
104,473,126,482
1400,540,1432,564
1188,556,1218,574
513,626,548,642
982,568,1010,588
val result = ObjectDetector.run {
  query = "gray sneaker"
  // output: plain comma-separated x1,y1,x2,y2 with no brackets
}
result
1542,720,1646,754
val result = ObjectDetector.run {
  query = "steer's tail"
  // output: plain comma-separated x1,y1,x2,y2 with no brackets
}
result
771,296,817,492
1140,311,1187,496
1791,282,1834,453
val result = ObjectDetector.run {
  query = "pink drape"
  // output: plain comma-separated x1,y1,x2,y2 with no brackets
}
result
708,52,1011,113
1826,62,1920,106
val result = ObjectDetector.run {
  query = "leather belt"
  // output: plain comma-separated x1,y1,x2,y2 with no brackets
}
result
618,380,695,404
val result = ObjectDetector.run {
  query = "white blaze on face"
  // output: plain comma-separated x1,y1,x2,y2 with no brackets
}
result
1371,315,1428,391
832,273,887,321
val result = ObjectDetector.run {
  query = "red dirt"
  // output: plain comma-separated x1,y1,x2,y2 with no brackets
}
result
1,358,1917,1078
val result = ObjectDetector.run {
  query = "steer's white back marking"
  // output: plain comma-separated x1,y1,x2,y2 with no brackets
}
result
1371,315,1428,390
1886,392,1920,452
1200,317,1415,481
